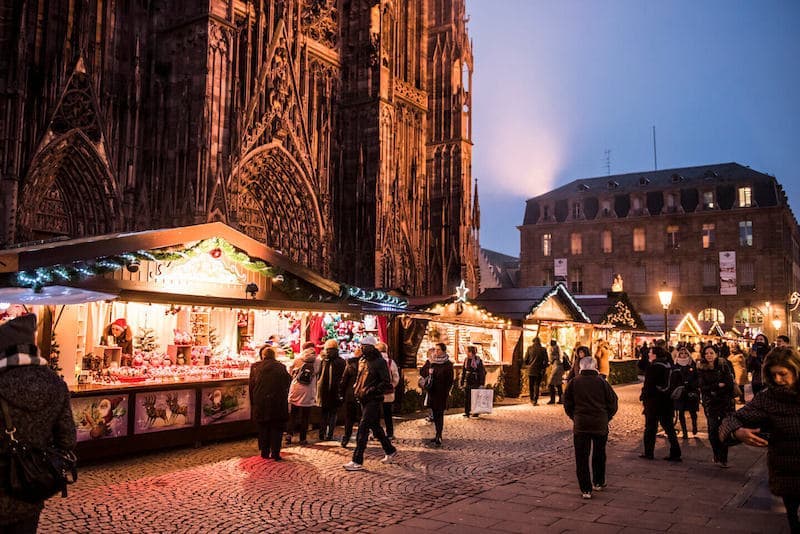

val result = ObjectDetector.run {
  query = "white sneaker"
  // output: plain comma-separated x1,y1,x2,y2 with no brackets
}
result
581,492,592,500
593,484,606,492
343,461,364,471
380,452,397,464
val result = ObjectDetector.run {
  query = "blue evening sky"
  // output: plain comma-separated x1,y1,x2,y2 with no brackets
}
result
466,0,800,256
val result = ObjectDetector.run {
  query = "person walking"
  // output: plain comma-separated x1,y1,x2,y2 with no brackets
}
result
673,346,700,438
317,339,346,441
461,345,487,417
748,334,770,396
286,342,320,445
594,340,612,379
720,346,800,533
375,341,400,439
525,337,548,405
338,348,361,447
546,339,564,404
728,344,748,404
697,344,736,467
640,345,682,461
343,337,397,471
420,342,455,447
250,345,292,460
0,314,77,533
563,356,619,500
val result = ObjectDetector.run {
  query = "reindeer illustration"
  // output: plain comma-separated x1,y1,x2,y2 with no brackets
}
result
165,393,188,423
142,395,168,427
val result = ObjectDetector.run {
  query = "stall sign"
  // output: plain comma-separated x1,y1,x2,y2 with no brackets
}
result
73,394,129,442
134,390,196,434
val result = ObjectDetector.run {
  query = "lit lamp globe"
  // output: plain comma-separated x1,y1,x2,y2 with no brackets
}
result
772,318,782,332
657,290,673,309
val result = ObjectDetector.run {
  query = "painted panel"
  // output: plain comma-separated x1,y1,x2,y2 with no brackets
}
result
200,384,251,425
72,394,129,442
134,389,196,434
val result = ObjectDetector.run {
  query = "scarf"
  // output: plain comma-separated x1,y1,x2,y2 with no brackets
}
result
430,351,449,364
0,343,47,371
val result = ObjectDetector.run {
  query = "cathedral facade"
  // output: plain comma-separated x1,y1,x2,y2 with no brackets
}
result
0,0,479,295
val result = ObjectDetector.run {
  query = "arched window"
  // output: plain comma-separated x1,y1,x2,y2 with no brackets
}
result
734,307,764,326
698,308,725,324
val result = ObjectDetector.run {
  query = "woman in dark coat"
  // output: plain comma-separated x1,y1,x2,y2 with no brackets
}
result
697,344,735,467
317,339,346,441
460,345,487,417
338,350,361,447
249,346,292,460
0,314,77,533
721,347,800,533
420,342,454,447
640,345,682,461
748,334,770,396
673,346,700,438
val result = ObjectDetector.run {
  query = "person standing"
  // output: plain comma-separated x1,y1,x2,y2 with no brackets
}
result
728,344,748,404
525,337,548,405
640,345,682,461
461,345,487,417
317,339,346,441
546,339,564,404
673,346,700,438
720,346,800,533
249,346,291,460
697,345,736,467
637,341,650,374
286,342,320,445
776,335,792,349
343,337,397,471
594,341,612,380
563,356,619,500
420,342,455,447
338,348,361,447
375,341,400,439
749,334,770,396
0,314,77,533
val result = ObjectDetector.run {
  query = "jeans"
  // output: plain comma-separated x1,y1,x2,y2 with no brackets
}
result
783,495,800,533
288,405,311,441
464,386,474,414
529,375,542,403
382,402,394,437
341,401,359,442
704,405,732,463
352,398,396,464
643,410,681,458
257,420,286,459
677,409,698,436
573,432,608,493
432,408,445,439
319,407,339,440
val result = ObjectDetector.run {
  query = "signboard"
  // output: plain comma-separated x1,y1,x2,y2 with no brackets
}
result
554,258,567,278
200,384,251,425
73,394,129,442
719,251,737,296
134,389,196,434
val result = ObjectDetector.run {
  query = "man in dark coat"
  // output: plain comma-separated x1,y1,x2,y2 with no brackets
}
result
338,349,361,447
525,337,548,405
343,337,397,471
563,357,619,499
640,345,681,461
249,346,291,460
317,339,346,441
0,314,77,532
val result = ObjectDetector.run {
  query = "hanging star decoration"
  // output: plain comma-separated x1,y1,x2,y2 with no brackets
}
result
455,280,470,302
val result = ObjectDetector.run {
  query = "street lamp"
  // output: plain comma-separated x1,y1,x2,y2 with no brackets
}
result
772,318,783,336
658,289,673,343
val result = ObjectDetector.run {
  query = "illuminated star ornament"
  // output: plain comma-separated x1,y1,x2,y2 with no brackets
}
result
455,280,470,302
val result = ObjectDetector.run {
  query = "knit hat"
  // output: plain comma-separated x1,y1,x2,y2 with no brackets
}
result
111,318,127,329
360,335,378,346
324,339,339,350
0,313,37,352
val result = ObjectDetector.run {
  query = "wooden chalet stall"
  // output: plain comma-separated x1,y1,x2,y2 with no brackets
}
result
0,223,407,460
575,292,646,360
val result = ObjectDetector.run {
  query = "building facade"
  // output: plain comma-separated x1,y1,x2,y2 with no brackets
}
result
0,0,479,296
520,163,800,340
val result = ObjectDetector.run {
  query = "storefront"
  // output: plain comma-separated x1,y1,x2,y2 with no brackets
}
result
575,292,646,360
0,223,407,460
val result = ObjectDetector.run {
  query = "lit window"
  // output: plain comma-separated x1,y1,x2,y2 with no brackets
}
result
739,221,753,247
703,191,715,209
734,306,763,326
666,225,679,248
702,223,715,249
602,230,612,253
698,308,725,323
633,228,646,252
571,233,582,255
542,233,552,257
738,187,752,208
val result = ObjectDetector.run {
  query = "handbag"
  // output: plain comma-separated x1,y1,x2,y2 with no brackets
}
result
670,385,685,401
417,374,432,391
0,398,78,503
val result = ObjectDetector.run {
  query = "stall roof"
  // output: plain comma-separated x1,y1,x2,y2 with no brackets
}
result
475,284,591,323
0,223,408,312
574,292,645,329
640,313,702,334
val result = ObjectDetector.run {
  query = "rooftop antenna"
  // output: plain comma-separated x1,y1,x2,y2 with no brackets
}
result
604,149,612,176
652,125,658,170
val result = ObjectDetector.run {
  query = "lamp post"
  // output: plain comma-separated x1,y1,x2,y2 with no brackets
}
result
772,318,783,337
658,289,673,343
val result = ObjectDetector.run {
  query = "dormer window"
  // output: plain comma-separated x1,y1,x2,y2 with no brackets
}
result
632,197,641,211
577,183,590,191
543,206,550,220
608,180,619,189
703,191,715,209
572,203,582,219
671,173,683,183
738,186,752,207
639,177,650,185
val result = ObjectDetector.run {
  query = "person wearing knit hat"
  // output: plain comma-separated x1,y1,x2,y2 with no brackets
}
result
317,339,346,441
0,314,77,530
102,318,133,355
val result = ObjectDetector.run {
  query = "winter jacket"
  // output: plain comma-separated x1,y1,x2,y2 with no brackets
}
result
420,359,454,411
339,356,359,405
641,357,674,415
697,357,735,414
381,352,400,403
460,356,486,388
353,346,391,403
672,362,700,412
563,369,619,434
0,366,77,525
288,351,321,407
249,358,291,422
727,352,748,385
317,348,346,409
525,343,548,377
747,342,769,387
546,345,564,387
720,387,800,497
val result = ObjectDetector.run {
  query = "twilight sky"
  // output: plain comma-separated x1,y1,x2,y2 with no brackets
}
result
466,0,800,257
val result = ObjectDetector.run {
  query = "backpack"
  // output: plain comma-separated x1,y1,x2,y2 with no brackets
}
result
653,361,681,397
295,361,315,385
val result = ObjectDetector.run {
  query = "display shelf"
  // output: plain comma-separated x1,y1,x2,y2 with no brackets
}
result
190,310,210,346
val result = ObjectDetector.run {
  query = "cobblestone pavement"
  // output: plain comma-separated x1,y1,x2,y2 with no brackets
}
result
39,383,787,533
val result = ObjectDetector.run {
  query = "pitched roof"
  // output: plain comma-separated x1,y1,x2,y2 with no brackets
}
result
475,285,590,323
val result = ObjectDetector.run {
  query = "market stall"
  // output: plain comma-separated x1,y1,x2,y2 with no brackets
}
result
0,223,407,460
575,292,645,360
